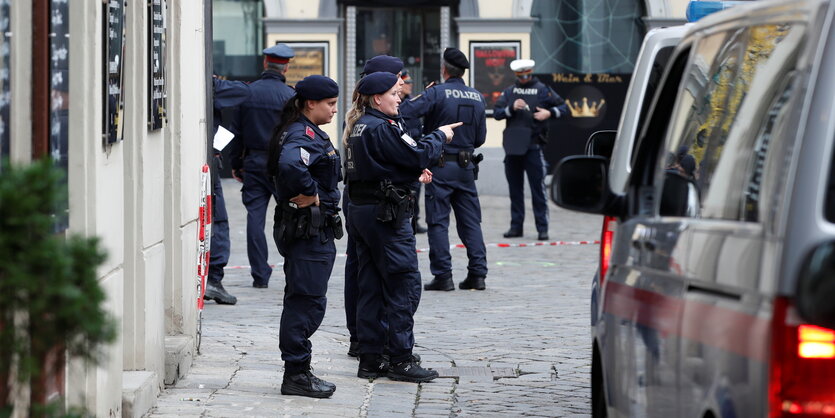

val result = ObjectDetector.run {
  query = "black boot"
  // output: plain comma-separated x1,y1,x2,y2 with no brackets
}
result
503,229,523,238
358,354,389,379
347,341,360,358
281,370,335,398
459,275,486,290
414,223,428,234
424,275,454,291
387,357,439,383
537,231,549,241
204,280,237,305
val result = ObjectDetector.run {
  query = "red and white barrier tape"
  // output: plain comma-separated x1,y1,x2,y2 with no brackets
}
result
223,239,599,270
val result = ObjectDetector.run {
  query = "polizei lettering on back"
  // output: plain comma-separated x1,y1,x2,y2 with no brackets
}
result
512,88,538,95
444,89,483,101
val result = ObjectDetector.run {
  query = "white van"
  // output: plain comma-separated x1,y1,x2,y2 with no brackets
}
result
554,0,835,416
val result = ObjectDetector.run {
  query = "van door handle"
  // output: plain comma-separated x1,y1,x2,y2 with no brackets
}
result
644,240,657,251
632,239,643,250
686,284,742,300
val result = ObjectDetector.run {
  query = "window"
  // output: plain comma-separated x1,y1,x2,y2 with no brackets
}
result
213,0,263,80
0,0,9,169
663,24,807,221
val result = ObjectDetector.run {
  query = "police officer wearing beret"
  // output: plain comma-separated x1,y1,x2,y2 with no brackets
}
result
401,47,489,291
267,75,342,398
494,59,568,241
344,71,461,382
342,55,405,358
203,77,250,305
230,43,296,289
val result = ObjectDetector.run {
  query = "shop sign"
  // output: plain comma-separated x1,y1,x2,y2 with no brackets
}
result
538,72,631,168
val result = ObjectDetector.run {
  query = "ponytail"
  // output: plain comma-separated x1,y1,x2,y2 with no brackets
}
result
342,93,373,147
268,95,305,177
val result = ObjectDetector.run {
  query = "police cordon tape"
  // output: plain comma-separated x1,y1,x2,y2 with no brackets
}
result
223,239,600,270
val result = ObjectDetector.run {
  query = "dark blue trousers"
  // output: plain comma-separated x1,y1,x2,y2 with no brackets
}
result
209,159,230,283
241,153,278,286
274,230,335,364
504,147,549,234
342,190,359,342
425,163,488,279
347,203,420,362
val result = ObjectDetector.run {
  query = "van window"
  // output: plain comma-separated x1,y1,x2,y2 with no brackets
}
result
663,24,807,221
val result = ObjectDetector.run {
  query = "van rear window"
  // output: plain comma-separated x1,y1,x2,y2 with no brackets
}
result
826,147,835,222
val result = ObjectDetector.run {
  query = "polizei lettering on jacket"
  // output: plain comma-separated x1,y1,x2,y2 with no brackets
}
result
444,89,483,101
512,87,539,95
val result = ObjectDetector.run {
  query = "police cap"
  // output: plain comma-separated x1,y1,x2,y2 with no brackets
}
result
295,75,339,100
361,55,404,75
510,59,536,72
357,72,398,95
443,47,469,69
263,43,295,64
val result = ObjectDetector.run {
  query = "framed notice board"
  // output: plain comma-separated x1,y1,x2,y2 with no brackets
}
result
148,0,167,130
282,42,329,87
103,0,127,145
468,41,520,114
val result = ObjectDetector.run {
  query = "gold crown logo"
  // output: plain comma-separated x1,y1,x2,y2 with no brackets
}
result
567,97,605,118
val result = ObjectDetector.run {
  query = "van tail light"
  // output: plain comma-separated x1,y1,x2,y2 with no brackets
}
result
599,216,617,284
769,297,835,417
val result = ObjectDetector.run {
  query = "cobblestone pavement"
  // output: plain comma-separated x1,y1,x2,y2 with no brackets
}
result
149,179,600,417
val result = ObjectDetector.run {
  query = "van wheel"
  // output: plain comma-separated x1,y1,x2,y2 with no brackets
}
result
592,345,607,418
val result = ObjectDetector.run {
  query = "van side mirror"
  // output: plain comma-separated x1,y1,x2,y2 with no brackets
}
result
551,156,613,214
585,130,617,159
796,242,835,329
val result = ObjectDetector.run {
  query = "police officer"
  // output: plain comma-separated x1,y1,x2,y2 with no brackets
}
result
267,75,341,398
400,47,489,291
343,55,406,358
344,72,461,382
494,59,568,241
230,43,296,288
203,77,250,305
399,70,428,234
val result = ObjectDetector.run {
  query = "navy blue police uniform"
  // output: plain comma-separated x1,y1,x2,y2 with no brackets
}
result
342,55,404,356
205,78,250,305
269,75,342,397
231,43,295,288
344,73,446,371
400,48,488,290
494,67,567,240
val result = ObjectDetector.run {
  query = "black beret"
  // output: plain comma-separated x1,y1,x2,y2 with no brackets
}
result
443,47,469,69
356,72,398,95
362,55,404,75
295,75,339,100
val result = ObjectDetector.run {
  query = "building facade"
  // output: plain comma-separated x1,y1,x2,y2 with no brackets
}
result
213,0,687,193
2,0,210,416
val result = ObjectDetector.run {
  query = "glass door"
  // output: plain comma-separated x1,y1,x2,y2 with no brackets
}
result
355,7,441,92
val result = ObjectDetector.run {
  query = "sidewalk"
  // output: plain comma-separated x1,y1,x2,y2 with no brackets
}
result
149,179,599,417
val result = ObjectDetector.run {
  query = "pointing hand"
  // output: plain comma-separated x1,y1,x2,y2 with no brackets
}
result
438,122,464,143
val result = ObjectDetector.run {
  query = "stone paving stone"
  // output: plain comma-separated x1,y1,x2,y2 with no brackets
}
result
149,190,597,417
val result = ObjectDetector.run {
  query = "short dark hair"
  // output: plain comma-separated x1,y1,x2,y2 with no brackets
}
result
443,60,464,78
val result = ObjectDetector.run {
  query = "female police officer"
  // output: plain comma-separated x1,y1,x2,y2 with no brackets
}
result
267,75,341,398
343,71,461,382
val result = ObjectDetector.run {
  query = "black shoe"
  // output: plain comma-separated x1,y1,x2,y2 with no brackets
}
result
348,341,359,358
387,358,439,383
252,282,268,289
538,231,549,241
281,371,335,398
424,276,454,291
459,276,486,290
358,354,390,379
503,229,523,238
204,281,237,305
415,223,428,234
